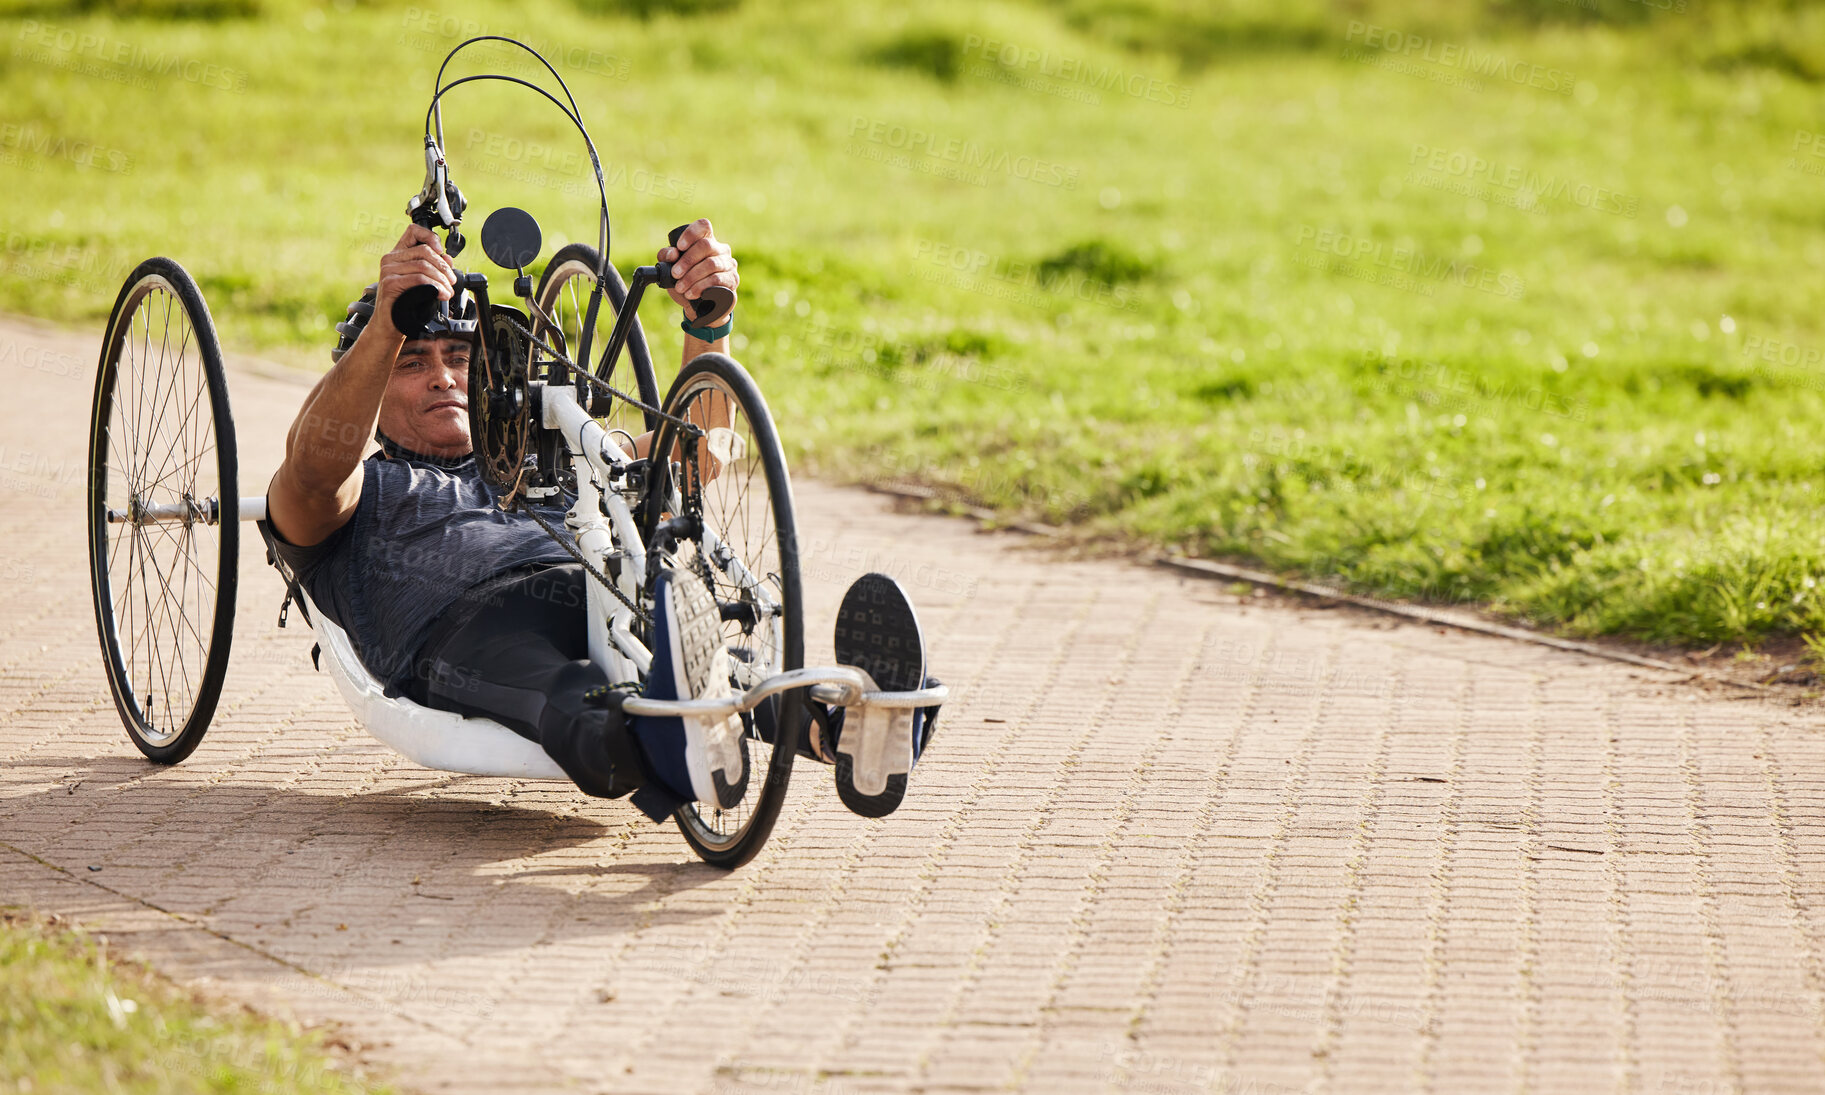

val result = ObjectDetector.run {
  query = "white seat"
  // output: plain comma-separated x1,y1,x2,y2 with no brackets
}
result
302,592,568,780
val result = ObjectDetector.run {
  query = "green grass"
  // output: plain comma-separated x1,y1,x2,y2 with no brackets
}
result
0,909,389,1094
4,0,1825,646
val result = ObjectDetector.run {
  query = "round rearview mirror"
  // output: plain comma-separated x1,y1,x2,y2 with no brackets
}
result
480,206,542,270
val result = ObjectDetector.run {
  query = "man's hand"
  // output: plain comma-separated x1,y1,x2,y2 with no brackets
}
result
371,225,457,340
658,218,738,317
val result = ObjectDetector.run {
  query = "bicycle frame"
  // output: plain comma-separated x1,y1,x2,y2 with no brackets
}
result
534,380,946,721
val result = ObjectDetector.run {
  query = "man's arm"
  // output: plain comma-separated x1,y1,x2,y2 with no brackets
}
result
618,219,740,463
266,225,455,546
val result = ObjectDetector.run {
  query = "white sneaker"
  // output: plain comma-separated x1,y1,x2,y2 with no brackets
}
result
646,567,747,809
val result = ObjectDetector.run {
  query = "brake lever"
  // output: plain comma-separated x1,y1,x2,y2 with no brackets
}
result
395,136,473,336
404,136,467,255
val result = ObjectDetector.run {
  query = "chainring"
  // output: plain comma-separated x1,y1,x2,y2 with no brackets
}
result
472,304,533,503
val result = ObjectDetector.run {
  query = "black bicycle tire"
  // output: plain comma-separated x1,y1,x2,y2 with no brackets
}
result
533,242,661,433
645,353,803,868
87,257,239,765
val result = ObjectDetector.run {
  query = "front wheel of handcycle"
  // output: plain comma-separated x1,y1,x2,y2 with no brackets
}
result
644,352,803,868
532,243,661,446
87,257,239,764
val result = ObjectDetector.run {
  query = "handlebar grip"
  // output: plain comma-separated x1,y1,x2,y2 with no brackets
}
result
665,223,737,327
690,287,735,326
390,284,442,338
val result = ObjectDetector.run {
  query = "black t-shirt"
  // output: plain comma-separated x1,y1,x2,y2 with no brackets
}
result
270,448,576,693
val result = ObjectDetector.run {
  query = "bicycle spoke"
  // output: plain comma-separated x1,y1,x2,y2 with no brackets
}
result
145,301,192,497
147,522,214,652
171,321,200,494
143,295,176,489
172,526,196,705
118,514,141,689
135,302,170,500
126,306,150,497
140,442,217,496
133,522,167,733
148,299,192,499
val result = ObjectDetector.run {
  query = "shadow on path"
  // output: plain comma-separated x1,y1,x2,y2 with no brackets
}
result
2,752,730,973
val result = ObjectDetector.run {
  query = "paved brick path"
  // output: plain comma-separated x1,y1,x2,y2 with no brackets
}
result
4,313,1825,1094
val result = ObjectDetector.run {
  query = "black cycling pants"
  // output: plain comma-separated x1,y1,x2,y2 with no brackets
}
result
400,564,653,804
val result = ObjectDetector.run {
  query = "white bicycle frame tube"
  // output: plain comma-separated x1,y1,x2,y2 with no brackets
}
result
542,381,650,688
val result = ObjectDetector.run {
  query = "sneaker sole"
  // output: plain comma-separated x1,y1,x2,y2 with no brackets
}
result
832,573,925,818
667,570,747,810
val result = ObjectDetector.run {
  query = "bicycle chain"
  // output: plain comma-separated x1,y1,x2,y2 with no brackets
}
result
516,499,652,628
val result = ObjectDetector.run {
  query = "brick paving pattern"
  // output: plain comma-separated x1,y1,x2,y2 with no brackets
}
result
3,314,1825,1093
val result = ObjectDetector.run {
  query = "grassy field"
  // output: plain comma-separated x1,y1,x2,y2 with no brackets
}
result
0,909,389,1093
3,0,1825,646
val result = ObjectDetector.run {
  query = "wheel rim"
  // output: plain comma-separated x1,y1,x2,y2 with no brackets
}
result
664,371,796,850
536,258,646,452
93,276,226,748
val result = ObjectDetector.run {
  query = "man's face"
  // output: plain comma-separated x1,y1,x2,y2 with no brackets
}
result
375,337,472,458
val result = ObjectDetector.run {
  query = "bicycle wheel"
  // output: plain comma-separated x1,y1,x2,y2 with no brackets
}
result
533,242,661,447
644,352,803,868
87,257,239,764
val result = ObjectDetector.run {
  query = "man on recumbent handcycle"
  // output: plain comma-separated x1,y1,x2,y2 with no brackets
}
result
264,220,941,821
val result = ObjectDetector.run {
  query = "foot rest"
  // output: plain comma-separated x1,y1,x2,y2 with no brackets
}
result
808,680,949,709
623,665,869,720
619,668,950,720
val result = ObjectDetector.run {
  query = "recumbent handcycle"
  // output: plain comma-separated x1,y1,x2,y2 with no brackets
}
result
84,36,944,868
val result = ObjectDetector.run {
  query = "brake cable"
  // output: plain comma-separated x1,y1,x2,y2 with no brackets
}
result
500,312,701,434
